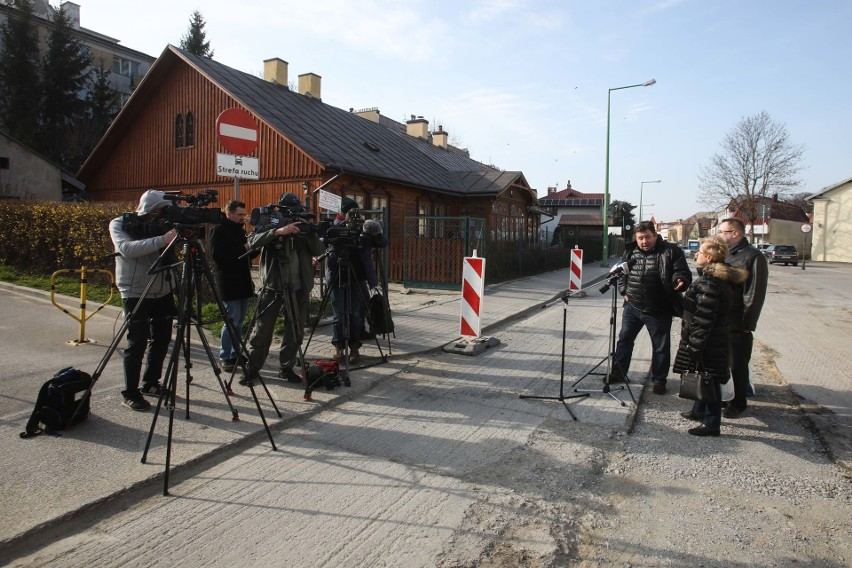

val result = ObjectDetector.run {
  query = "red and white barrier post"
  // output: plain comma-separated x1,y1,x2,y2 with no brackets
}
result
460,252,485,337
569,248,583,292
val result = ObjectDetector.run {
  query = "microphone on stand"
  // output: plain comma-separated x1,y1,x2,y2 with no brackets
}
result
609,258,637,275
600,258,637,293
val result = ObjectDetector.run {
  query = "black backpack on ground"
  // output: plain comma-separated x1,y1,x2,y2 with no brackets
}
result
20,368,93,438
368,291,394,335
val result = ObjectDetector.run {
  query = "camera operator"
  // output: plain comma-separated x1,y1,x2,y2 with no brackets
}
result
109,190,178,411
324,198,388,364
243,193,324,383
209,200,258,372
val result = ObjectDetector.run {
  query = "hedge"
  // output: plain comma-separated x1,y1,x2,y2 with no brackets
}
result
0,201,133,273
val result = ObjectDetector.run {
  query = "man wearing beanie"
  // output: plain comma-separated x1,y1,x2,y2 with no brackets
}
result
109,190,178,411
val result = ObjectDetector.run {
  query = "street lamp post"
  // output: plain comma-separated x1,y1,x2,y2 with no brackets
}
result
639,179,661,222
601,79,656,266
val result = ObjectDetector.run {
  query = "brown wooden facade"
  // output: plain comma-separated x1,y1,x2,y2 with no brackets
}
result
79,48,539,283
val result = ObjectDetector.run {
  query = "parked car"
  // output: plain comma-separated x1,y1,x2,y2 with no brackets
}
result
680,246,694,259
764,244,798,266
755,243,772,254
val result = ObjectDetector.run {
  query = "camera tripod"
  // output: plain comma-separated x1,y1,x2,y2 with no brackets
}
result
303,244,389,398
570,274,636,407
232,235,313,395
79,226,281,495
518,293,589,420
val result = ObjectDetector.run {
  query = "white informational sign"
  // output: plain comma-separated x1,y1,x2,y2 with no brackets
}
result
216,153,259,180
318,189,342,212
801,223,812,234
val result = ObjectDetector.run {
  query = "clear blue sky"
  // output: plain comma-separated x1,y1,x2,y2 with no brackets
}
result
77,0,851,222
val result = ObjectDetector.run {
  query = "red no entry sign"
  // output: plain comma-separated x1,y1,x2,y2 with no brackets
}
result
216,108,258,155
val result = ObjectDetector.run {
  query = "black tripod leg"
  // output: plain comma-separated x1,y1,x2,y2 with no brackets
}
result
303,282,335,401
571,285,632,406
70,269,166,424
519,301,588,420
141,292,185,465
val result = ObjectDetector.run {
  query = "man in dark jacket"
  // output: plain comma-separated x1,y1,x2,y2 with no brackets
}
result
615,221,692,394
243,193,324,384
209,200,257,372
325,198,388,365
716,218,769,418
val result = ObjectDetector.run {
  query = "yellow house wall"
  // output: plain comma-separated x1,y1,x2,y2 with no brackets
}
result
811,181,852,263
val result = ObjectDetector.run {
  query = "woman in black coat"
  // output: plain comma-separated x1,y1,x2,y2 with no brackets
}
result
673,236,747,436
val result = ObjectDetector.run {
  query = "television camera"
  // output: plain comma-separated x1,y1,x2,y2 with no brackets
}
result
122,189,223,239
250,203,319,235
318,208,382,248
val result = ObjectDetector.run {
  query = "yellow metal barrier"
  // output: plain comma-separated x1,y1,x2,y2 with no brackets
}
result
50,266,116,345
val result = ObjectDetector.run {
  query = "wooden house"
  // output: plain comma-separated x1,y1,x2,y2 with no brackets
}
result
77,46,538,284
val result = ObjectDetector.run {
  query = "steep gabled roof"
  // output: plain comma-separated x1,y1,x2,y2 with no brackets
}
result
82,45,529,198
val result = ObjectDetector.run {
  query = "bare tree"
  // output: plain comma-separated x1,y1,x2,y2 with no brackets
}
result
698,111,804,235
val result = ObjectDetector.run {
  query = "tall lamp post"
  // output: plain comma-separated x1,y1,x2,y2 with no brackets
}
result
639,179,661,222
601,79,656,266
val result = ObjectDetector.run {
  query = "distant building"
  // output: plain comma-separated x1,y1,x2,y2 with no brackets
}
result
0,130,85,201
0,1,155,105
715,195,810,251
666,213,714,246
538,181,606,259
808,176,852,263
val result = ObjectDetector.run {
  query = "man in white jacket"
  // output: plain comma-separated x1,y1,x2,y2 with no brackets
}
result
109,190,178,411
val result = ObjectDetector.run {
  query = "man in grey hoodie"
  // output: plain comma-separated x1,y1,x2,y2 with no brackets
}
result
109,190,178,411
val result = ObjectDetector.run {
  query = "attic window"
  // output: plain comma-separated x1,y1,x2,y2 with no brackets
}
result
185,112,195,147
364,141,380,152
175,114,184,148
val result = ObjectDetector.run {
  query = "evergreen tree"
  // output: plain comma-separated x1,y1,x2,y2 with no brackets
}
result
67,61,120,170
180,11,214,58
0,0,42,148
39,5,92,167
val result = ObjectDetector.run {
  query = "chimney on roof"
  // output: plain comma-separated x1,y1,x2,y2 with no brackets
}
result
547,187,556,195
263,58,288,86
432,125,448,149
60,2,80,29
354,107,380,123
406,116,429,140
566,180,571,190
298,73,322,100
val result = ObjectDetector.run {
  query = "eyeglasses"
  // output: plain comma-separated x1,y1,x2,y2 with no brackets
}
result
718,230,737,234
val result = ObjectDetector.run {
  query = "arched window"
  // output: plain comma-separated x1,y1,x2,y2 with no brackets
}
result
185,112,195,147
174,114,184,148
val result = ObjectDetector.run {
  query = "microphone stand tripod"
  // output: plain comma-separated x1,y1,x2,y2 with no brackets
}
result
570,274,636,407
519,293,589,420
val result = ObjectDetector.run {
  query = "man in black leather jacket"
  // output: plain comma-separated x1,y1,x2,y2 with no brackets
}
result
716,218,768,417
614,221,692,394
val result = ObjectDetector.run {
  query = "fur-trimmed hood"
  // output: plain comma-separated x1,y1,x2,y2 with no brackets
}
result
701,261,748,284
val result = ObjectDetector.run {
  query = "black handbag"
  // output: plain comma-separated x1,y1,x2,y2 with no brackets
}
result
678,367,718,404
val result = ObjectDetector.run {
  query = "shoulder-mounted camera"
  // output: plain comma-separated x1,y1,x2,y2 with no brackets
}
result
162,189,223,226
250,204,319,235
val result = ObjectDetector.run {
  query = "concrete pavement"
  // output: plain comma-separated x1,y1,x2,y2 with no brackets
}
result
0,262,619,551
1,259,850,565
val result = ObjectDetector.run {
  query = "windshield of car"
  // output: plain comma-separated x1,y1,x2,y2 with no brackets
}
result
775,246,796,253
